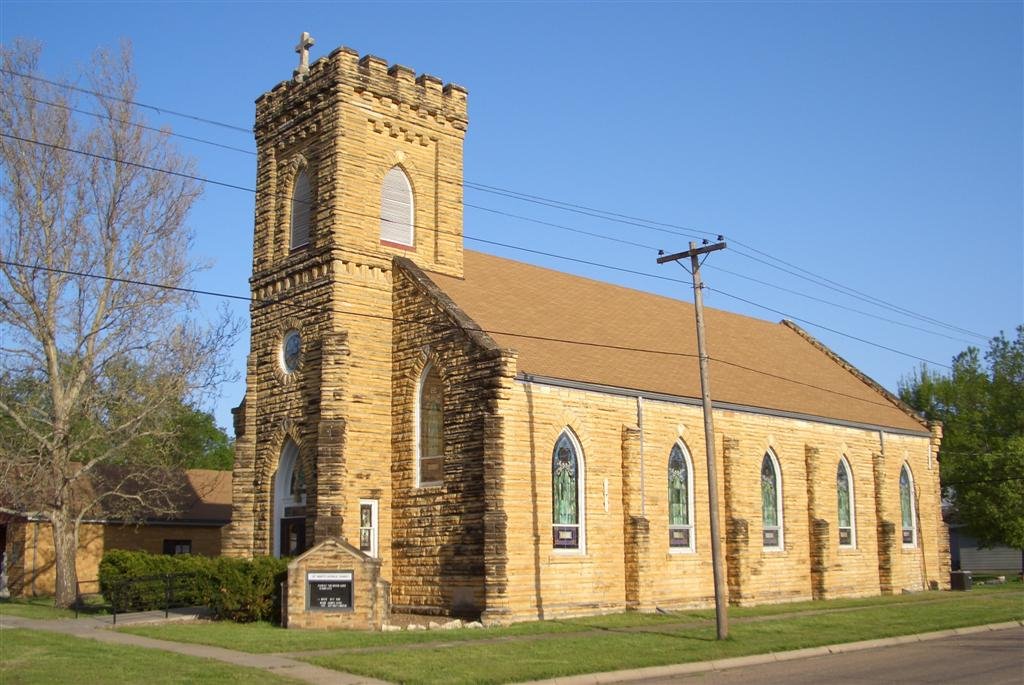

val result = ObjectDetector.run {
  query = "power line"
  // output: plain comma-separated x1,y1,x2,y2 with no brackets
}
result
0,130,955,370
725,246,989,341
0,258,919,414
9,92,256,156
0,68,252,134
3,72,989,341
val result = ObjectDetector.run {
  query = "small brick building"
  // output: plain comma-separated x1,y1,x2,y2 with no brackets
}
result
223,41,949,623
2,469,230,597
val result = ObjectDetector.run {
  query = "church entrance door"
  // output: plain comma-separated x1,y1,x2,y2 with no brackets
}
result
279,517,306,557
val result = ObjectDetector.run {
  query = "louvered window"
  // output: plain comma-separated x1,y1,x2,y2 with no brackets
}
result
380,167,414,246
290,168,311,249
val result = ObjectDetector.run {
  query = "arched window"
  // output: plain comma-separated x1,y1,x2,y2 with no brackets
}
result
668,442,694,550
273,439,307,558
900,464,916,546
761,451,783,549
552,430,585,550
837,457,856,548
290,167,312,249
417,364,444,486
380,167,414,246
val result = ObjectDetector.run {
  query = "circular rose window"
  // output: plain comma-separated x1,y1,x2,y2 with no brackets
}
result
281,329,302,373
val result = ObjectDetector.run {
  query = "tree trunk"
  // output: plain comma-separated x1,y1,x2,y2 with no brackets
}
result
51,509,79,608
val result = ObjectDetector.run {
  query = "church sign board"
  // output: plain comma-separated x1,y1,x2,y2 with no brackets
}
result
284,537,390,629
307,570,353,611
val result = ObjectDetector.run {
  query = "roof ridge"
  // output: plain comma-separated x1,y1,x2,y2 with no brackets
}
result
394,256,502,352
780,320,930,431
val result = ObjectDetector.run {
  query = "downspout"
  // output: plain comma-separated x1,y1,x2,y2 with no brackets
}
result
637,396,645,517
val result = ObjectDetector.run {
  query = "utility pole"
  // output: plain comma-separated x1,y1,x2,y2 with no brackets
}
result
657,240,728,640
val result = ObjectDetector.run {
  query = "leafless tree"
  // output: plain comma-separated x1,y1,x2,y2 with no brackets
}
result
0,40,238,607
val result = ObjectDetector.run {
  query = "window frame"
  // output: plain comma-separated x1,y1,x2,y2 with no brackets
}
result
415,362,444,488
358,499,379,558
162,539,192,556
899,463,917,548
380,166,414,248
761,449,784,551
836,456,856,549
668,441,695,552
551,428,586,553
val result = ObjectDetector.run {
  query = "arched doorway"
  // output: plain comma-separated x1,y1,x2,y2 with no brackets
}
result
273,439,307,557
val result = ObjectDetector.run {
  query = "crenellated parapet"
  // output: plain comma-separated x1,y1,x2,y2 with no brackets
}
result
255,46,468,137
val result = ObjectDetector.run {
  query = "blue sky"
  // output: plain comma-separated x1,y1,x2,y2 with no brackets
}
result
3,1,1021,433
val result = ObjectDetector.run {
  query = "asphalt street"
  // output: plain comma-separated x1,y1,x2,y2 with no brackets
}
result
632,626,1024,684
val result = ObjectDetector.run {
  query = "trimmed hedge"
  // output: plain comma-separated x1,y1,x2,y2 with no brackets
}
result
99,550,288,623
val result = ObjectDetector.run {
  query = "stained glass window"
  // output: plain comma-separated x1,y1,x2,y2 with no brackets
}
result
761,452,782,548
837,458,854,547
900,465,915,545
419,365,445,485
552,431,581,549
668,443,692,549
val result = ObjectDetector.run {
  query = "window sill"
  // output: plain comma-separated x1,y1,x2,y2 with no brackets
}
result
668,546,696,556
415,481,443,489
381,239,415,251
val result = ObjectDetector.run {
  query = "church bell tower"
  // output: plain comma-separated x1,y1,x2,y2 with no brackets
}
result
223,35,469,574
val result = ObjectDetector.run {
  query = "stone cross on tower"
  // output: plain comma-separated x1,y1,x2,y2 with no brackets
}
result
294,31,315,82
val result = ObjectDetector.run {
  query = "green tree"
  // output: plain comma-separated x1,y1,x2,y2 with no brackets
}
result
899,326,1024,548
161,405,235,471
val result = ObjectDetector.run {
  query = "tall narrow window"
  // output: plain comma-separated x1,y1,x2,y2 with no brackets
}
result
900,464,916,546
668,442,694,550
761,451,783,549
380,167,414,246
552,430,584,550
290,168,311,249
417,364,444,486
359,499,379,558
837,457,855,548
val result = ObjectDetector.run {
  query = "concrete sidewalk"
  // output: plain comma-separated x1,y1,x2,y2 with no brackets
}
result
0,612,388,685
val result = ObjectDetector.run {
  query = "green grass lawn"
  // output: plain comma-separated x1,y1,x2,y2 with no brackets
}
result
0,629,299,685
304,591,1024,685
0,597,78,620
121,585,1022,655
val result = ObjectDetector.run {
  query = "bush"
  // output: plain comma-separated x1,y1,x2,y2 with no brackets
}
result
98,550,288,622
207,555,288,623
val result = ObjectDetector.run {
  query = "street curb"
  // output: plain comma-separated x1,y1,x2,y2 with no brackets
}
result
521,621,1024,685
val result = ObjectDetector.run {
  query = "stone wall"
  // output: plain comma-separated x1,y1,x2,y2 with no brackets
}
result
495,380,946,622
225,46,469,570
389,258,515,617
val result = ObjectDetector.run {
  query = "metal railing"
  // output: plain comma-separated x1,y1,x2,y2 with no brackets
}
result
74,572,200,624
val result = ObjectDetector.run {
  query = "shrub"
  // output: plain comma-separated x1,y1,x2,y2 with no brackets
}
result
98,550,288,622
207,555,288,623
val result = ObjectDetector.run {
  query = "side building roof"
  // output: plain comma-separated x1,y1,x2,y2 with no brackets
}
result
423,250,927,434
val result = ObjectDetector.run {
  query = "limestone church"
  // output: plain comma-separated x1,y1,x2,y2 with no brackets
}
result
223,39,948,623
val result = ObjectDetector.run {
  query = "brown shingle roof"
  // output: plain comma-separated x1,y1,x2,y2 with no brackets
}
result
424,251,927,433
